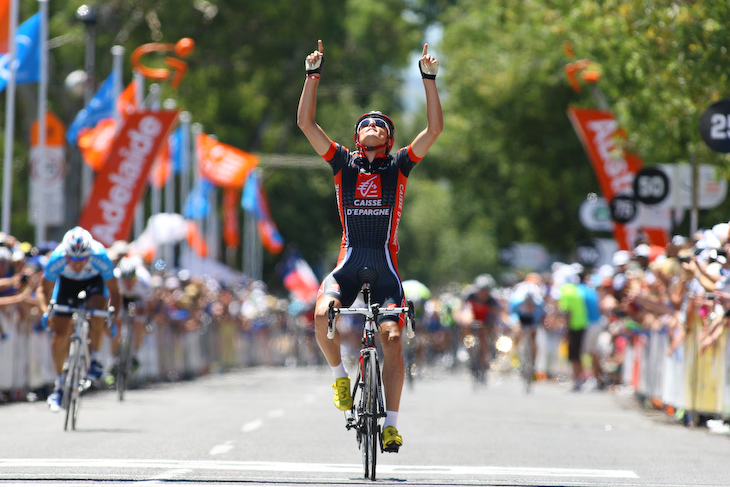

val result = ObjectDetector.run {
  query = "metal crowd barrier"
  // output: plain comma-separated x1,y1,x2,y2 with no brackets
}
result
0,308,319,402
621,315,730,424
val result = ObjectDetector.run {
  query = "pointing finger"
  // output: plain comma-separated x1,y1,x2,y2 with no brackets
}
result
422,43,428,56
318,39,324,54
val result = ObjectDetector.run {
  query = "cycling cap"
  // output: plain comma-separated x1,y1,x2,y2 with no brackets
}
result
474,273,495,291
354,111,395,154
62,226,93,258
118,257,137,279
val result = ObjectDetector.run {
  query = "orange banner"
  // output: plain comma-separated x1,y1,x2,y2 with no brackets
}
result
0,0,9,54
148,138,171,188
78,119,117,171
79,81,139,171
78,110,179,246
223,188,241,248
567,107,668,250
196,133,258,188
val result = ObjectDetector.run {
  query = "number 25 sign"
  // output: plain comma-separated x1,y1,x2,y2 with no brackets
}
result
700,99,730,153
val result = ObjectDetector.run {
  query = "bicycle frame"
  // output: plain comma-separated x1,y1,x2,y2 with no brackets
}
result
327,281,415,480
50,295,114,431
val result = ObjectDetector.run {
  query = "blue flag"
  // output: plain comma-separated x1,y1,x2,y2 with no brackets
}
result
66,68,118,144
0,13,41,92
242,172,284,253
168,126,183,174
183,178,213,219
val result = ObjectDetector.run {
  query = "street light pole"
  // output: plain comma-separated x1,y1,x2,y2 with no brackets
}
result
76,4,96,205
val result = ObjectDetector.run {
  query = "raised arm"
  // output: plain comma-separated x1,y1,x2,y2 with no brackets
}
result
297,39,333,156
410,43,444,160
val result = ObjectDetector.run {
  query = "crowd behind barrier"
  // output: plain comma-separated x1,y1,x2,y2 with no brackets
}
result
4,225,730,433
0,231,327,403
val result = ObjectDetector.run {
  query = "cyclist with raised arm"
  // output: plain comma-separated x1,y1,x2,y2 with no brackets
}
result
297,39,442,452
37,227,122,412
110,256,152,376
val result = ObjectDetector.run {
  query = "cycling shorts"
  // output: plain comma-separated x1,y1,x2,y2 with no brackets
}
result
52,275,107,317
518,313,538,328
319,248,405,326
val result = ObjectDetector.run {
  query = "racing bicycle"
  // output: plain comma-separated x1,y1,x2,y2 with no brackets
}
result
115,301,137,401
49,291,114,431
463,322,493,388
327,270,415,481
519,328,535,394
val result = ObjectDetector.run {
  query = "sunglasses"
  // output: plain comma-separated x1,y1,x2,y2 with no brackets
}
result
67,255,89,262
357,118,390,133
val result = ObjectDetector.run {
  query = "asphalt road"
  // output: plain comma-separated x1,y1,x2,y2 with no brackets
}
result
0,364,729,486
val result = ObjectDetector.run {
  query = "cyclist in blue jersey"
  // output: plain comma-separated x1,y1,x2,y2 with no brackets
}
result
37,226,122,412
297,39,442,452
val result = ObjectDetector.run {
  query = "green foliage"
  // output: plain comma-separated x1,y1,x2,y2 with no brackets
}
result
4,0,730,293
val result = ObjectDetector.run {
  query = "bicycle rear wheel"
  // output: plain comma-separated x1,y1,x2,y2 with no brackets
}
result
362,350,378,480
63,340,80,431
116,324,130,401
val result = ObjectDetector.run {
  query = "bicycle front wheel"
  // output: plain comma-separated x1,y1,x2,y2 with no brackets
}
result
116,324,130,401
362,350,379,480
520,337,531,394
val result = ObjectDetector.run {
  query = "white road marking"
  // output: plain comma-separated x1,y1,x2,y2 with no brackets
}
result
241,418,264,433
267,408,285,418
139,468,192,483
0,458,639,479
208,441,234,456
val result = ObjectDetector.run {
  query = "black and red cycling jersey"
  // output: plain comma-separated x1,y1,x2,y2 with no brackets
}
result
318,141,422,313
464,293,500,325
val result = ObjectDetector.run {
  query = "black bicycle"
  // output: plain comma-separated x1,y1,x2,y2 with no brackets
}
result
463,322,492,388
327,280,415,481
115,301,136,401
49,291,114,431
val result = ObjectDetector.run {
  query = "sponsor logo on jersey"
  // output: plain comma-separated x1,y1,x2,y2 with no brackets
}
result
356,174,382,198
346,208,390,216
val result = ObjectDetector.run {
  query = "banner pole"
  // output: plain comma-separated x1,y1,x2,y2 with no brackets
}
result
34,0,48,243
1,0,19,234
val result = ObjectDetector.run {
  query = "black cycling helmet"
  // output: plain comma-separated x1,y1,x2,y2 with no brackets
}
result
354,111,395,154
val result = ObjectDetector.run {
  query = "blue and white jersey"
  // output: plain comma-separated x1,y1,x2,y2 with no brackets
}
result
43,240,116,282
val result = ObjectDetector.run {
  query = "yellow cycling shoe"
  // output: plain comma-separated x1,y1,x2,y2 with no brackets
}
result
332,377,352,411
382,426,403,452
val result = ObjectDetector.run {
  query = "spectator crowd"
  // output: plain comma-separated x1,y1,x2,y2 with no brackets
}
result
2,221,730,421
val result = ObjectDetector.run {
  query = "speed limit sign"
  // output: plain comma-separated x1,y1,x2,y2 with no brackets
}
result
632,166,669,205
609,194,638,224
700,99,730,153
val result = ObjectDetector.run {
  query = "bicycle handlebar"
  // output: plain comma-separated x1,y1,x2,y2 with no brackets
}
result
327,301,415,339
49,302,115,321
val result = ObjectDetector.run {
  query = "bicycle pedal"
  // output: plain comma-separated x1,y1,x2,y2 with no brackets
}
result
383,444,400,453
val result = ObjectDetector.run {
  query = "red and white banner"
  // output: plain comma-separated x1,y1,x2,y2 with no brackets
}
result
196,133,258,188
78,110,179,246
567,107,669,250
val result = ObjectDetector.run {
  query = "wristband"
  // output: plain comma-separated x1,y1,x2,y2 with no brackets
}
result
307,74,320,80
419,60,437,79
305,54,324,75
